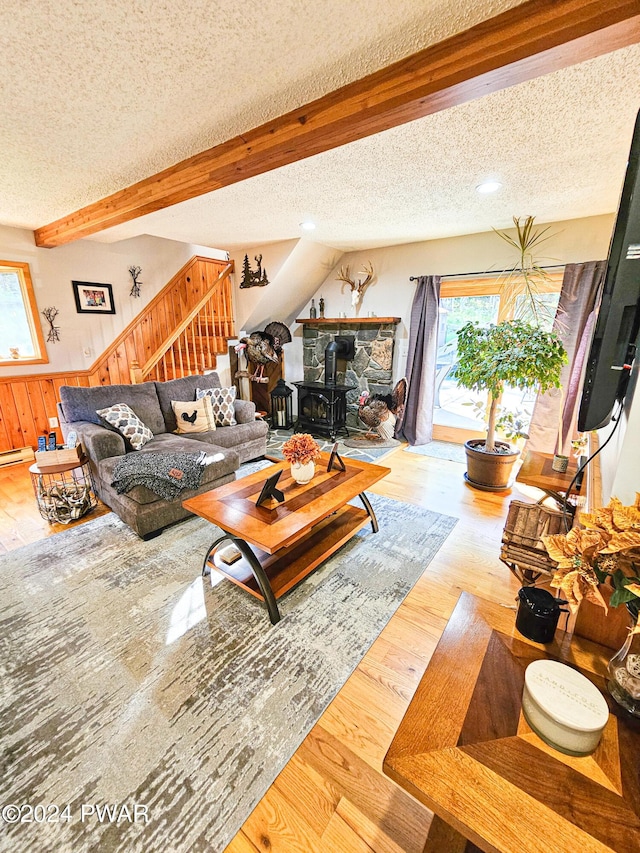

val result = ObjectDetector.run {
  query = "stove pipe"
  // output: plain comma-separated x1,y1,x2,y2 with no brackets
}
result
324,337,355,385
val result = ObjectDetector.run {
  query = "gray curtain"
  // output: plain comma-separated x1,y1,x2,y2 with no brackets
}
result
527,261,606,455
400,275,441,445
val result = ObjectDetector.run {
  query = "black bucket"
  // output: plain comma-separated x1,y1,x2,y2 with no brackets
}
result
515,587,567,644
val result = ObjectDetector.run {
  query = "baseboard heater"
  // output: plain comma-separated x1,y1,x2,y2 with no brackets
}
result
0,446,35,467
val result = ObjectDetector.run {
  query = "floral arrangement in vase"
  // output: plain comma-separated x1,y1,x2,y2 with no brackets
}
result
542,494,640,716
542,494,640,614
281,433,321,484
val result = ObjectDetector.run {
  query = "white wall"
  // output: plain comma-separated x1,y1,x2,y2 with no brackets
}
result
230,216,616,394
0,224,227,376
288,214,614,384
303,214,615,328
601,365,640,504
230,239,299,330
294,212,640,503
228,216,626,471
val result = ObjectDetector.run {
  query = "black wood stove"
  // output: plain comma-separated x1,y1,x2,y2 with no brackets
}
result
294,336,357,440
293,381,355,441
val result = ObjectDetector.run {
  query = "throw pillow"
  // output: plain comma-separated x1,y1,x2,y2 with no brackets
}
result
196,386,237,426
96,403,154,451
171,396,217,434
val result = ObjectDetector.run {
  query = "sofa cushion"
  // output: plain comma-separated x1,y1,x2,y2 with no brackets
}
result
98,437,239,505
233,398,257,424
171,396,217,433
60,382,166,434
136,432,216,453
97,403,154,450
203,420,269,448
155,373,221,432
196,386,237,426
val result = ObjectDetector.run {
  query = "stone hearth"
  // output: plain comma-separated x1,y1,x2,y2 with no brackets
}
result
301,319,401,428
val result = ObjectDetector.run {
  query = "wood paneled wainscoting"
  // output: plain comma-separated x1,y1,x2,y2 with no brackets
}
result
0,256,235,454
0,372,89,455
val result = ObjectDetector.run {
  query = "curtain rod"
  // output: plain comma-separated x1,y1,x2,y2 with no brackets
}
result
409,264,565,281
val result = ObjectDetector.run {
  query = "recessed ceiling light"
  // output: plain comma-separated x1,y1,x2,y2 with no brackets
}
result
476,180,502,194
300,221,316,231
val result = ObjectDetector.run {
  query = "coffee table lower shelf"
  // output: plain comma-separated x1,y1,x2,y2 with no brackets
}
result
205,504,370,612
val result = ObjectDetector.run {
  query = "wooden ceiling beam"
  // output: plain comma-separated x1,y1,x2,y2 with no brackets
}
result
34,0,640,248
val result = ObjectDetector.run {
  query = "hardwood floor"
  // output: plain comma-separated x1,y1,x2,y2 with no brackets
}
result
0,460,111,553
0,446,522,851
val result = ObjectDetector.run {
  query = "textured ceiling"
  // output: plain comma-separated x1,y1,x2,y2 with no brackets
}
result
96,44,640,250
0,0,524,229
1,0,639,250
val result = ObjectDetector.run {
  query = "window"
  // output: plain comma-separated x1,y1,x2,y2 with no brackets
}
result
434,272,562,441
0,260,48,365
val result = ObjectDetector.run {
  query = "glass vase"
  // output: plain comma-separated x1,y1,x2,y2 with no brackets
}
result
607,600,640,717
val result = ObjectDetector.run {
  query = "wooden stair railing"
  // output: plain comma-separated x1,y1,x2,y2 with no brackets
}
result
130,261,234,383
86,255,233,386
0,256,235,453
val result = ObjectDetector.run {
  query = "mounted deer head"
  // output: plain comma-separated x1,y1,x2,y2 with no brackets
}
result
336,262,374,306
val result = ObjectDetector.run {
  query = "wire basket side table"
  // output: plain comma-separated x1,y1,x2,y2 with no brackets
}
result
29,455,97,525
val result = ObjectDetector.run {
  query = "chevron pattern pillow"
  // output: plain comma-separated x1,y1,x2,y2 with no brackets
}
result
196,386,237,426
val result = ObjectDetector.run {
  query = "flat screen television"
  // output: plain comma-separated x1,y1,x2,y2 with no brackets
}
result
578,108,640,432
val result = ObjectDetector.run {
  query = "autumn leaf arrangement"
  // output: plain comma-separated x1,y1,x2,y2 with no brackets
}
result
281,433,322,466
542,494,640,615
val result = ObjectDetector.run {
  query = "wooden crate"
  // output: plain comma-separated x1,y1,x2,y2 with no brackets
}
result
500,500,569,585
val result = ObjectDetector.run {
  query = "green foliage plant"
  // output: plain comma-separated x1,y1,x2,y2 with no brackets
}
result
462,401,531,442
494,215,559,327
456,320,567,453
496,407,530,443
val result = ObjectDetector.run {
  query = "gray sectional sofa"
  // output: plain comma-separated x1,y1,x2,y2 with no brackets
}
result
57,372,268,538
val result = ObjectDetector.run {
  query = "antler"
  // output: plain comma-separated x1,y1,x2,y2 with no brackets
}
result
336,265,356,288
336,262,374,293
357,262,374,292
337,262,374,306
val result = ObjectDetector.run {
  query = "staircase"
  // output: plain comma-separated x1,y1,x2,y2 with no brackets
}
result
135,259,235,382
0,255,236,453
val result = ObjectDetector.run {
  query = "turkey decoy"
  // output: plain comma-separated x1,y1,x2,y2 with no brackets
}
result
357,378,407,440
237,322,292,382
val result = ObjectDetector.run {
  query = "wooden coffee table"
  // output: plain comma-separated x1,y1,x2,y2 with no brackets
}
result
183,453,389,624
384,592,640,853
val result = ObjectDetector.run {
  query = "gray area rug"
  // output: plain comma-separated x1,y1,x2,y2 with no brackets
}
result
0,496,456,853
267,427,400,463
403,440,467,464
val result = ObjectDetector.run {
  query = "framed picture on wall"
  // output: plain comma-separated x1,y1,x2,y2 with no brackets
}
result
72,281,115,314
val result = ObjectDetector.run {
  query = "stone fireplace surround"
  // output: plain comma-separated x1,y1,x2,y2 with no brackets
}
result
299,318,401,429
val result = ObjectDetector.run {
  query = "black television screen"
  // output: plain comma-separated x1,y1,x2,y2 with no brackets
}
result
578,108,640,432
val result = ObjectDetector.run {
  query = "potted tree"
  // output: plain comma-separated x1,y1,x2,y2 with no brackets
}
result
456,319,566,490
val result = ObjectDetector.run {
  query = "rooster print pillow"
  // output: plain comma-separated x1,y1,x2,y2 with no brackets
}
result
171,396,217,434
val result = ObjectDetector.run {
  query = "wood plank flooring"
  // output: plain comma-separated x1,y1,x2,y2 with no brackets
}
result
0,445,524,852
0,460,110,552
